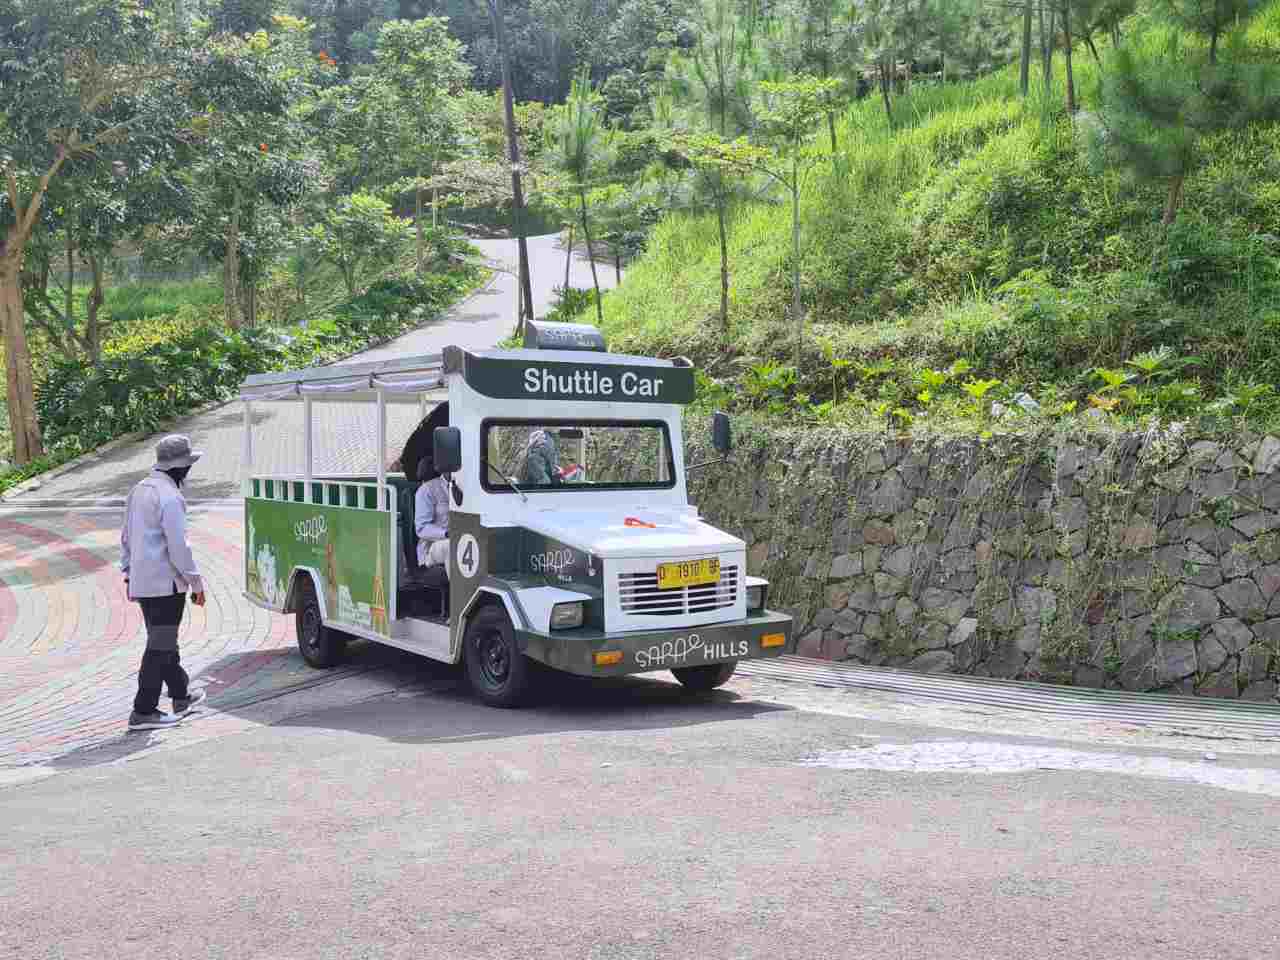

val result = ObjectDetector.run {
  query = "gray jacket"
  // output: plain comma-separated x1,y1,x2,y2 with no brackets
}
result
120,471,204,598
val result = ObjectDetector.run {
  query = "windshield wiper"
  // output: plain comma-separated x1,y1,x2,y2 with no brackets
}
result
487,461,528,503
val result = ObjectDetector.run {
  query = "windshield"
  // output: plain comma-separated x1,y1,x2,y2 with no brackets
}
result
482,420,676,492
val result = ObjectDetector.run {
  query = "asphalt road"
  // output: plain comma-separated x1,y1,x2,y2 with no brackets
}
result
2,663,1278,960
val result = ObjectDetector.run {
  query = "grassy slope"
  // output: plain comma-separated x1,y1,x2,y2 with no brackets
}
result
601,4,1280,432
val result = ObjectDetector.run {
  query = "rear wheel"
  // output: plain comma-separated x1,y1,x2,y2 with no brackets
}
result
294,575,346,668
464,604,537,708
672,661,737,691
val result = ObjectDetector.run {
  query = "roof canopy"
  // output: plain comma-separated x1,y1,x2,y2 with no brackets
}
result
239,353,445,403
239,347,696,405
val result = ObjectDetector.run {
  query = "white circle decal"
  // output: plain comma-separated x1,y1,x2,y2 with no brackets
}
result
456,534,480,579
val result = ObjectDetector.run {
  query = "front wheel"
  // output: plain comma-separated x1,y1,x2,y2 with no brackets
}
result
463,604,538,708
672,661,737,691
294,575,346,668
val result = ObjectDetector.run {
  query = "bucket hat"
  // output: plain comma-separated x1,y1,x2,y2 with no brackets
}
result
155,434,204,470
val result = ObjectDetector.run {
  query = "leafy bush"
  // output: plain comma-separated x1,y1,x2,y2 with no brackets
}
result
13,265,481,489
544,286,598,323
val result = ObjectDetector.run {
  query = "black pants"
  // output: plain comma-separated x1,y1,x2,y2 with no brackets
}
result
133,591,190,714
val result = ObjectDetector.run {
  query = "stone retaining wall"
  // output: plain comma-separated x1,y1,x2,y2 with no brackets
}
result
686,421,1280,700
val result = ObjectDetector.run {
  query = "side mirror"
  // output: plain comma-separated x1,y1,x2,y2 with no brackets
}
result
433,426,462,475
712,411,732,455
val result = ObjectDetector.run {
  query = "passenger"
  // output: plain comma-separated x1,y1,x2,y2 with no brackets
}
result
523,429,562,486
414,456,450,568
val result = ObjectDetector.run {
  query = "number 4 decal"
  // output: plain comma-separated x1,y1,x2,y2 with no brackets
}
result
456,534,480,579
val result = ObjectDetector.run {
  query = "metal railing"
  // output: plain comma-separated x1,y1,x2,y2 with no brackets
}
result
248,475,395,511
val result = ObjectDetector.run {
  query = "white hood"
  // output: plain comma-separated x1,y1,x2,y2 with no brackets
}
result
521,507,744,559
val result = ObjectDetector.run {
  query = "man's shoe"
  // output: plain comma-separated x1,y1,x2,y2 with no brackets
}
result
127,711,181,731
173,689,207,715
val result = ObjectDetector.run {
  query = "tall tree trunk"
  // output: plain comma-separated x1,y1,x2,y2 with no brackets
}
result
615,252,621,285
791,162,802,373
224,188,241,329
240,277,258,328
86,253,105,364
577,188,603,324
1062,1,1077,114
1210,27,1219,65
1040,4,1056,93
715,185,729,336
879,60,894,127
563,223,574,290
415,167,425,277
827,112,837,153
65,218,74,330
1163,174,1185,226
1,241,44,464
1020,0,1033,97
490,0,534,332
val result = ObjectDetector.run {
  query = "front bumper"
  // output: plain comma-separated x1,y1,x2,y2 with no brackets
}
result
518,610,793,677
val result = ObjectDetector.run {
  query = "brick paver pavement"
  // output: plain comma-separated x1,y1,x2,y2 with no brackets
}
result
0,506,335,770
7,234,619,503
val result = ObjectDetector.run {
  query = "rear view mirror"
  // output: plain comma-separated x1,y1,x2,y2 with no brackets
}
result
712,411,732,455
433,426,462,475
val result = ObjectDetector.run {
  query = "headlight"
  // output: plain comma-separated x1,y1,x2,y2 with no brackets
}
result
746,584,766,612
551,601,585,630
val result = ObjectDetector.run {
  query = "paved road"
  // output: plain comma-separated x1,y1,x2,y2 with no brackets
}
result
2,661,1280,960
7,234,617,503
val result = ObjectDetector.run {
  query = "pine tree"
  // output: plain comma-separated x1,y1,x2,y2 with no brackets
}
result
1160,0,1264,64
1092,30,1280,225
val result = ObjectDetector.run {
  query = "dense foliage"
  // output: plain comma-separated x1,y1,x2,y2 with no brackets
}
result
598,2,1280,435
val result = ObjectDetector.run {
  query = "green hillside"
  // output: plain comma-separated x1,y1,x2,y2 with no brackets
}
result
600,5,1280,433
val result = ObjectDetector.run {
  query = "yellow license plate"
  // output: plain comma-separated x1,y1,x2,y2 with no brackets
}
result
657,557,720,589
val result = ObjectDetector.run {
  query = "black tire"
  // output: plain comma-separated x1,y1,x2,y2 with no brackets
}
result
672,661,737,691
294,575,346,668
463,604,537,707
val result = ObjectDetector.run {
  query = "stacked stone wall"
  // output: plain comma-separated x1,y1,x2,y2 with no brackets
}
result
685,421,1280,700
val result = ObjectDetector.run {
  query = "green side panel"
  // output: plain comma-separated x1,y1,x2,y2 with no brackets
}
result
244,498,394,638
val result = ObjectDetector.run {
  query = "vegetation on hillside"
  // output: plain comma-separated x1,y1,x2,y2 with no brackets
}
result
600,3,1280,435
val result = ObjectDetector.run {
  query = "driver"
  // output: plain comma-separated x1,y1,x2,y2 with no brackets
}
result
414,456,450,568
522,429,561,486
522,428,584,485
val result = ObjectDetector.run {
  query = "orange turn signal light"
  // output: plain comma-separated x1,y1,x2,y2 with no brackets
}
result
761,633,786,648
595,650,624,666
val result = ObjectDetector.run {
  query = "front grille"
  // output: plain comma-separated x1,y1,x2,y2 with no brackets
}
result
618,565,739,617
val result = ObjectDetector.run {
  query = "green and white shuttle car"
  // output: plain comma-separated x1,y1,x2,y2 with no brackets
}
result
239,322,794,706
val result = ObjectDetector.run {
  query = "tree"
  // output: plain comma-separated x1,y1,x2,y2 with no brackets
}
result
369,18,473,275
546,72,614,323
751,77,839,368
1074,0,1137,64
1159,0,1262,64
669,0,761,334
181,18,318,328
484,0,535,333
1090,31,1280,225
303,192,412,294
0,0,182,464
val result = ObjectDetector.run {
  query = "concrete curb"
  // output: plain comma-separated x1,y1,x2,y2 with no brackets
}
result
0,267,502,505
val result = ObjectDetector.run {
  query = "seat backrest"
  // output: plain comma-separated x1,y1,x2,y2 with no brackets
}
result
397,482,420,571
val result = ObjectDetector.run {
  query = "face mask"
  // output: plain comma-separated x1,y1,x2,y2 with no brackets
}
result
165,466,192,487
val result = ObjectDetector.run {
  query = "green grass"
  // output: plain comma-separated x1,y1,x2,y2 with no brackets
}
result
598,4,1280,434
100,279,224,325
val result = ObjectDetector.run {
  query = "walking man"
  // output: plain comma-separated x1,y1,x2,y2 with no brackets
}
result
121,434,208,730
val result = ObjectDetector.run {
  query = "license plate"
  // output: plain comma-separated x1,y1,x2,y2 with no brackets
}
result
657,557,720,589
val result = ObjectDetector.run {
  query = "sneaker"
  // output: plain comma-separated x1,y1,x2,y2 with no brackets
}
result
173,689,207,715
128,710,181,731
